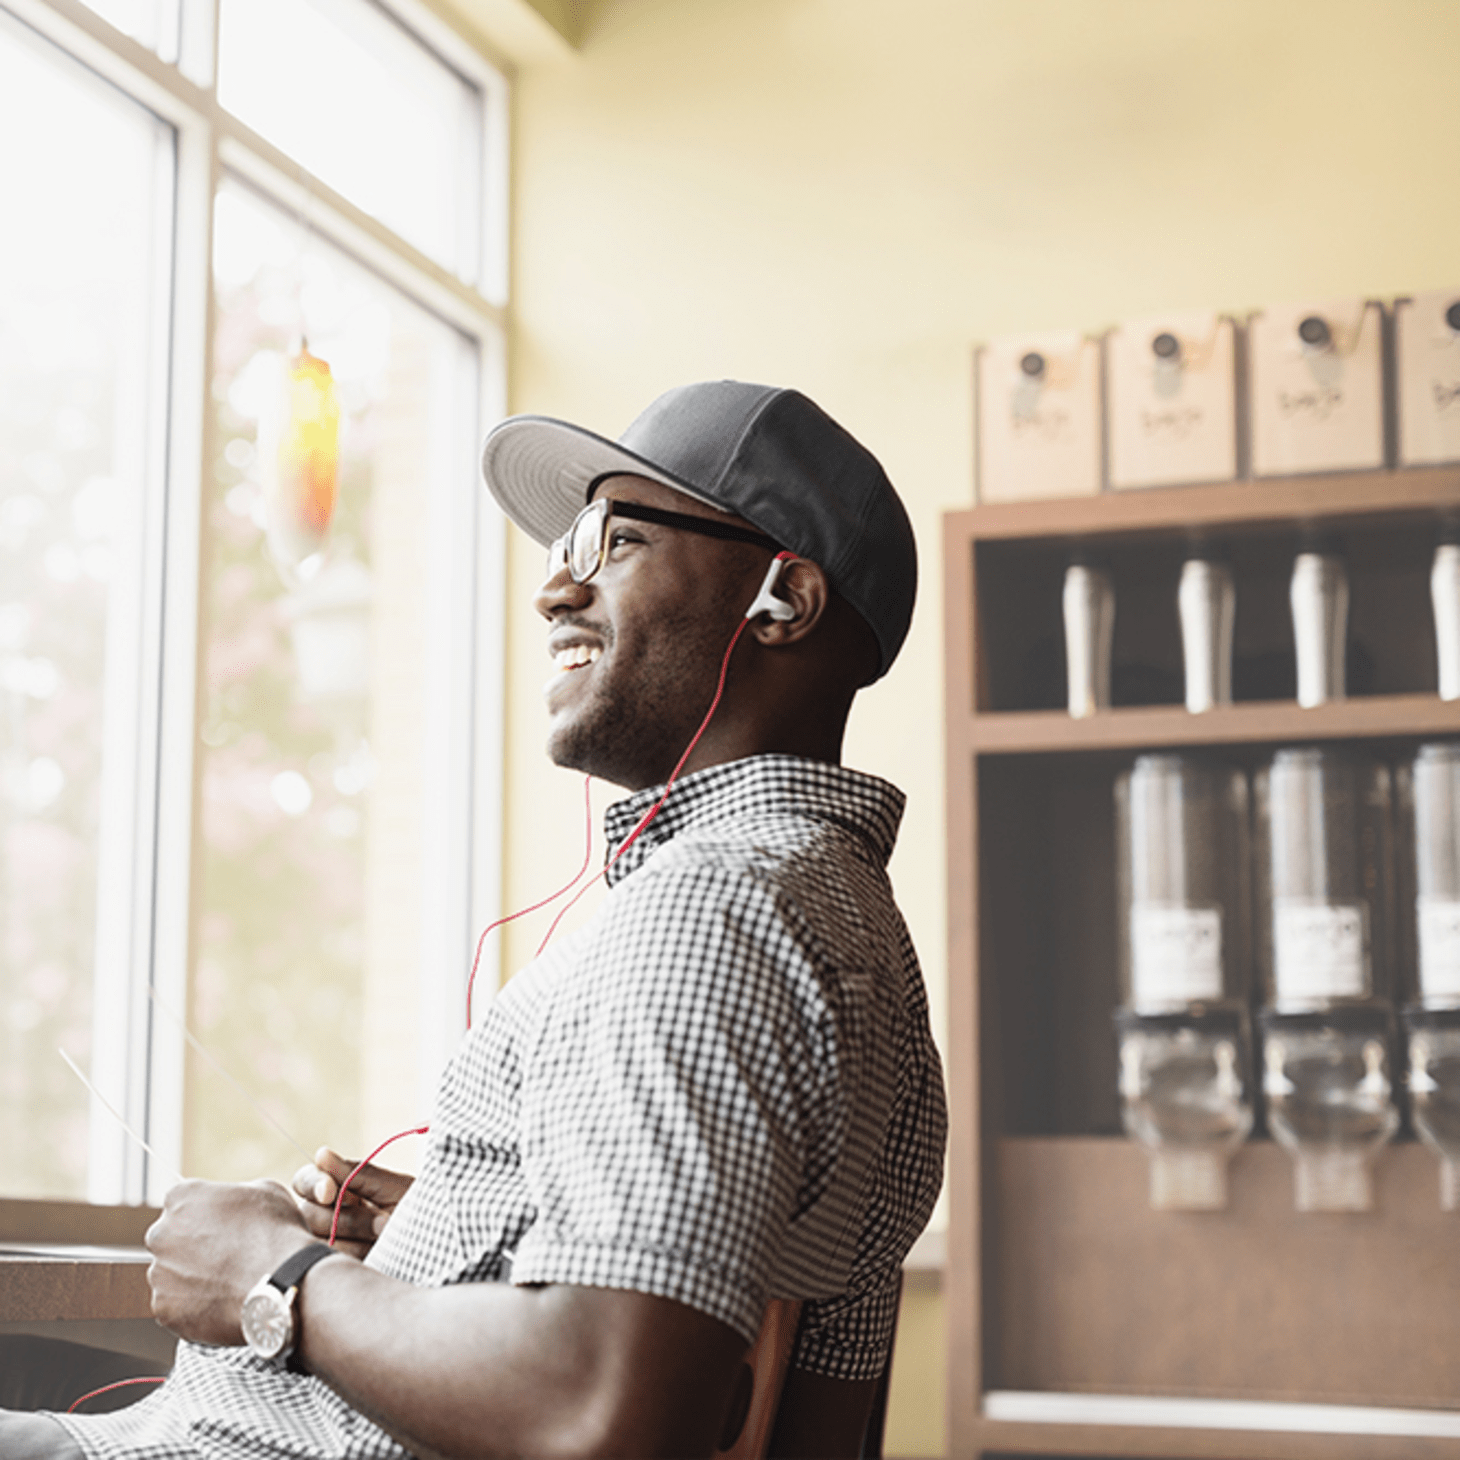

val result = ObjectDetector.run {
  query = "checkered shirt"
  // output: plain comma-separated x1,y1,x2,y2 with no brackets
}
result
55,755,946,1460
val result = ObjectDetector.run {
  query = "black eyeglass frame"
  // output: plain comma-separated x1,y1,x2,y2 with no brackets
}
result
547,497,779,584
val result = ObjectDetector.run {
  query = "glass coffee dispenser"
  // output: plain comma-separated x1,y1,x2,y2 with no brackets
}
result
1400,743,1460,1210
1115,754,1253,1210
1255,748,1399,1212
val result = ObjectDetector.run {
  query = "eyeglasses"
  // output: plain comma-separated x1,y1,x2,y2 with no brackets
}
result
547,497,778,585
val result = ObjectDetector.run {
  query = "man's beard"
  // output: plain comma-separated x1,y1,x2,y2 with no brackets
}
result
548,621,731,791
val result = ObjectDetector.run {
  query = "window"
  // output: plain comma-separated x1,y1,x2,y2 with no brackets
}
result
0,0,506,1207
190,182,482,1178
0,10,173,1202
217,0,486,281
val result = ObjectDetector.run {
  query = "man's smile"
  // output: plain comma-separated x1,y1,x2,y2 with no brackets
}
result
545,627,607,702
553,643,602,671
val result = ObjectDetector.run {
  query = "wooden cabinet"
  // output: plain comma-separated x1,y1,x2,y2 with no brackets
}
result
944,466,1460,1459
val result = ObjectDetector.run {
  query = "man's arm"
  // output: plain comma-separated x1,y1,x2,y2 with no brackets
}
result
146,1180,748,1460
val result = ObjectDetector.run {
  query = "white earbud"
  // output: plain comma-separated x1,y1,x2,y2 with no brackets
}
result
745,555,796,622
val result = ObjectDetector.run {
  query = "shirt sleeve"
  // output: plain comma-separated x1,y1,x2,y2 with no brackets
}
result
508,854,846,1343
793,937,947,1383
792,1263,904,1382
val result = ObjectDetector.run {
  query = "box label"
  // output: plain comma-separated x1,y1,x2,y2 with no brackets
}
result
1131,904,1223,1007
1250,299,1385,475
1273,900,1367,1004
976,333,1102,501
1107,312,1237,489
1418,897,1460,1002
1397,290,1460,465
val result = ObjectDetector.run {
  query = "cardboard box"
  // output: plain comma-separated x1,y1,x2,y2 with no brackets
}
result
1249,297,1386,477
1106,311,1239,490
976,331,1102,502
1396,288,1460,466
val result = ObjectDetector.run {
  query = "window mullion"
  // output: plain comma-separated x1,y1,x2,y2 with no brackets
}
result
139,96,218,1205
215,125,507,339
176,0,217,90
6,0,211,120
479,60,510,308
463,334,508,1059
82,120,175,1205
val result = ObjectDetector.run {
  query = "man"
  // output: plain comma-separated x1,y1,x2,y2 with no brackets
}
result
4,380,946,1459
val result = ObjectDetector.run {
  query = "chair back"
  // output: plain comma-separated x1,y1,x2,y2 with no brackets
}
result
715,1268,901,1460
714,1297,802,1460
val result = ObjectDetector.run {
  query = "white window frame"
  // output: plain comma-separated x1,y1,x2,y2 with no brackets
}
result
1,0,508,1208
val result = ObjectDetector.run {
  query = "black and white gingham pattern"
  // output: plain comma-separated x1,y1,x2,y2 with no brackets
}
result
55,755,946,1459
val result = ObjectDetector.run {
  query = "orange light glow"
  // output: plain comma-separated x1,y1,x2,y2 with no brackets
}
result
262,344,340,576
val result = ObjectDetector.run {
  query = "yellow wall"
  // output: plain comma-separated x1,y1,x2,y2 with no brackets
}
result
498,2,1460,1452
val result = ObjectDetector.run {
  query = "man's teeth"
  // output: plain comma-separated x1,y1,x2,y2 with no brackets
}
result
554,644,602,671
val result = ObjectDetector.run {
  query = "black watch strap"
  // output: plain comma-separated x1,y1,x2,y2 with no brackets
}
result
269,1242,336,1294
268,1243,335,1374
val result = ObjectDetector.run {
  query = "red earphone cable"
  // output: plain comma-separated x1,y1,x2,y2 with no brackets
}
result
332,781,594,1242
329,1124,430,1247
68,1376,166,1413
332,557,785,1243
464,772,595,1026
533,611,754,954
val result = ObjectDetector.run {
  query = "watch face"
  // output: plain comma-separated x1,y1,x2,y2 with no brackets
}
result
241,1283,293,1360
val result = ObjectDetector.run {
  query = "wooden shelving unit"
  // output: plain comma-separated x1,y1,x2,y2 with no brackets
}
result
944,467,1460,1459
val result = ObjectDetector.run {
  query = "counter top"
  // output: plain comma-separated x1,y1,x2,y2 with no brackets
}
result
0,1246,153,1323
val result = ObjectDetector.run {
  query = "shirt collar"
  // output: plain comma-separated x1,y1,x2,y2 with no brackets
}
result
601,755,905,887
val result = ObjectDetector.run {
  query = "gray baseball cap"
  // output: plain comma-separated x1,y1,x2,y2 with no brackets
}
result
480,380,916,680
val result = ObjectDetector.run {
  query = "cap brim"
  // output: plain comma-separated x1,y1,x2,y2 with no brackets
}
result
480,415,724,547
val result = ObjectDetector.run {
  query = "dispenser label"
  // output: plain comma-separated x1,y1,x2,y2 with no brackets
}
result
1273,901,1367,1003
1418,898,1460,1001
1131,905,1223,1007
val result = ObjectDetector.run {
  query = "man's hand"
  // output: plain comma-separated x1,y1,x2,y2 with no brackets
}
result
145,1178,326,1346
292,1147,414,1259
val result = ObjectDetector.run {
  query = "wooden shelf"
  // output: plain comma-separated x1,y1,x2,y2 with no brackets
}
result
967,1411,1460,1460
948,464,1460,543
967,693,1460,755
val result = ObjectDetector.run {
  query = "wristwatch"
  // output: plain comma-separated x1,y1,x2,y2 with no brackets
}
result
240,1242,336,1369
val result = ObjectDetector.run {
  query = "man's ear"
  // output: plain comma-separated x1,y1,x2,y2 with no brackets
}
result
746,556,828,648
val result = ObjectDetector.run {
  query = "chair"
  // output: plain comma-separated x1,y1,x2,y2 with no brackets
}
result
716,1298,803,1460
716,1273,901,1460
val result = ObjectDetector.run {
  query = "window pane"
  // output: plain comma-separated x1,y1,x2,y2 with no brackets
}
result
0,19,172,1199
217,0,482,282
191,181,478,1182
